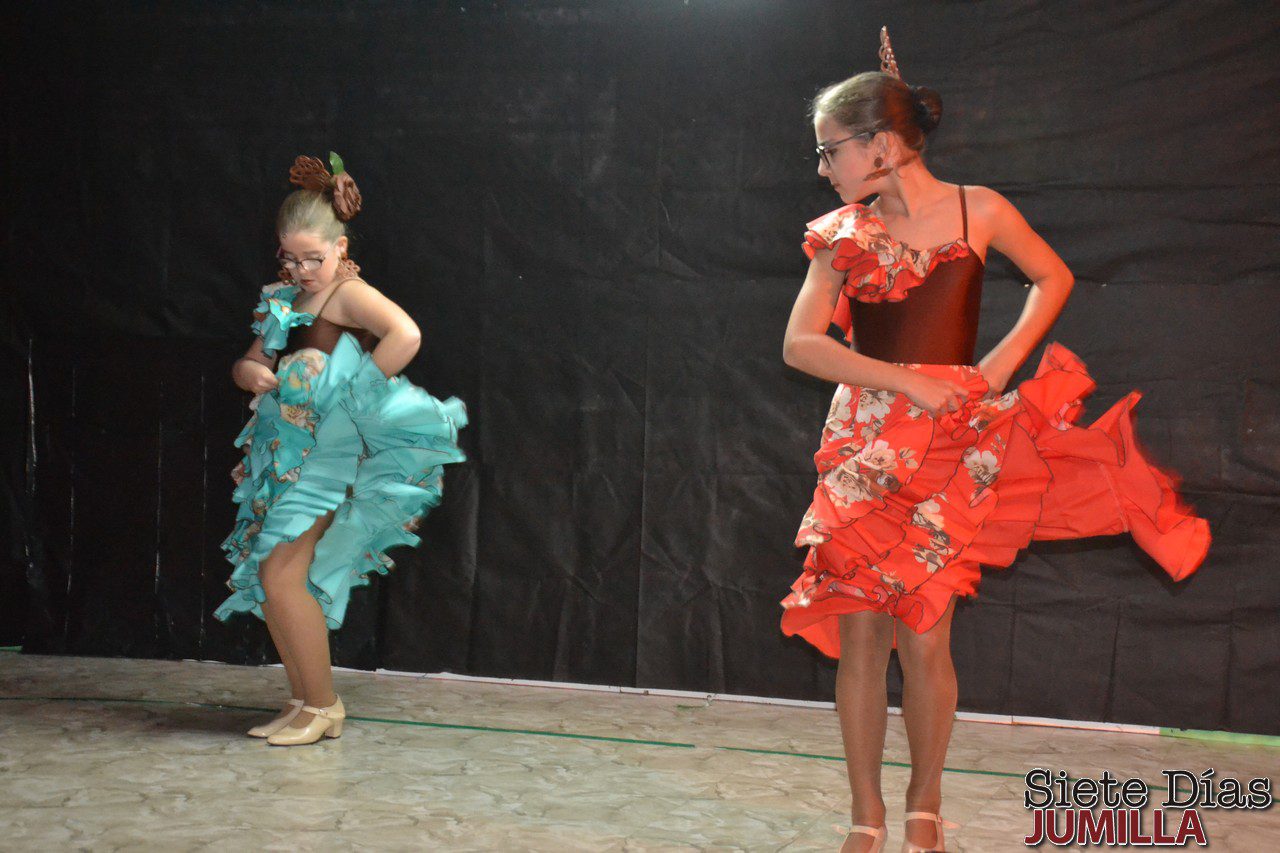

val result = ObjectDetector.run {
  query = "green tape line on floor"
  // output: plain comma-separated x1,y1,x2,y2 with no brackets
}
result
0,694,1030,781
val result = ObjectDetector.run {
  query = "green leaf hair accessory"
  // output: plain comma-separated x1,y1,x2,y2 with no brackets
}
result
287,152,362,221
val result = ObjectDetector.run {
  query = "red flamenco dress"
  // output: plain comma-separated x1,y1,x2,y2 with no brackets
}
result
779,186,1211,657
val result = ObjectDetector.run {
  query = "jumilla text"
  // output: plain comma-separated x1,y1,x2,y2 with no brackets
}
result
1022,768,1272,847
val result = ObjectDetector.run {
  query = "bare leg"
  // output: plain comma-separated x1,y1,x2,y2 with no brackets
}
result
896,593,960,850
836,608,896,853
260,599,305,712
258,510,338,727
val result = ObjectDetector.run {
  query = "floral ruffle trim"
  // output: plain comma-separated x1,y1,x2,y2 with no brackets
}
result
779,342,1212,658
216,333,469,630
251,282,316,357
802,203,973,304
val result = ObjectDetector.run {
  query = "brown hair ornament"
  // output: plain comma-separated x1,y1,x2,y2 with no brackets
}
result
288,152,363,221
879,26,901,79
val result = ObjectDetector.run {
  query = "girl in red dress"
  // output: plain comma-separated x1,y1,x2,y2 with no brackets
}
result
779,29,1210,853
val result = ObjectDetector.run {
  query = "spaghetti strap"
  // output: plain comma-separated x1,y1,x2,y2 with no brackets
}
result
315,278,353,321
959,185,968,242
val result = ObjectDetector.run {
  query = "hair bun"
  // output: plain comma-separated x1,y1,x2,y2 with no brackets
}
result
330,172,362,221
287,153,362,221
908,84,943,135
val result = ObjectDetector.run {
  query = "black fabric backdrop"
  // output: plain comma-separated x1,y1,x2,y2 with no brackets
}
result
4,1,1278,734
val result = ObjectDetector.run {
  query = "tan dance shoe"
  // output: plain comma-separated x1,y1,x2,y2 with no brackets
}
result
266,695,345,746
900,811,959,852
246,698,304,738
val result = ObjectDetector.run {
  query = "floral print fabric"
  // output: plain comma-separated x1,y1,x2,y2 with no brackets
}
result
217,282,468,630
802,203,975,345
781,206,1211,658
781,342,1211,658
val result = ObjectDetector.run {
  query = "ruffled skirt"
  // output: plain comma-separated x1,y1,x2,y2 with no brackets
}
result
780,342,1210,657
215,333,468,630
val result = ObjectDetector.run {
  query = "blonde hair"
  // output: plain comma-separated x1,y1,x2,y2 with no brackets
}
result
276,189,346,241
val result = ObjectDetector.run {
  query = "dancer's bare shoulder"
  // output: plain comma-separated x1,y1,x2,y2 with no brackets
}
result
324,278,420,339
953,184,999,258
963,184,1017,225
962,185,1072,284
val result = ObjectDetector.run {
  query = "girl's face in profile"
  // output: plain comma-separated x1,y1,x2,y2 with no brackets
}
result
814,113,875,204
277,231,347,293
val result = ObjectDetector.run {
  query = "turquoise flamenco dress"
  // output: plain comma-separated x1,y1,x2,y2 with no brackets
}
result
215,280,468,630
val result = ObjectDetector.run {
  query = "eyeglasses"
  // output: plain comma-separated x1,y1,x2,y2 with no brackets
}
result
816,131,874,168
277,247,330,273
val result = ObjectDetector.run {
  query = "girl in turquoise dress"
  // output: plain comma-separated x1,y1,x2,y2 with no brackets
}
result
219,153,467,746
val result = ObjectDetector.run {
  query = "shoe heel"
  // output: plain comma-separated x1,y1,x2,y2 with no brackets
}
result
265,695,346,746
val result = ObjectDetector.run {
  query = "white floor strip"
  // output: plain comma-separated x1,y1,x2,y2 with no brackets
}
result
369,666,1161,735
207,660,1160,737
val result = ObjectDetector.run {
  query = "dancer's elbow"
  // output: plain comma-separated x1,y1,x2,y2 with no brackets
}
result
782,337,799,368
782,335,809,369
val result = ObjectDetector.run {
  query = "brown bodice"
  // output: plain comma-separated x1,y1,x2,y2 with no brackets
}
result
279,315,379,357
850,185,983,365
851,252,984,365
278,279,379,358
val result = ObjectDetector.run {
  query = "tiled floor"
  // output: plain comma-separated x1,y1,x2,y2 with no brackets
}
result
0,653,1275,851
